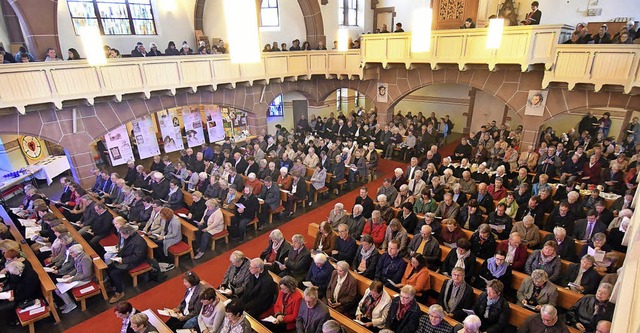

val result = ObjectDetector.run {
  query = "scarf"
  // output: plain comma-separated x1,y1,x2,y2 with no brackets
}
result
455,250,471,269
539,252,555,265
360,245,376,260
486,257,508,277
360,293,382,319
202,300,217,317
443,281,466,312
484,297,497,318
396,301,411,320
272,238,284,252
168,187,178,196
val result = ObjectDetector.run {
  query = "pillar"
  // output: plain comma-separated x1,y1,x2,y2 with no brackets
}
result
8,0,61,60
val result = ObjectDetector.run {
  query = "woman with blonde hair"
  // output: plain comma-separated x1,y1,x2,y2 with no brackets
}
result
194,199,225,260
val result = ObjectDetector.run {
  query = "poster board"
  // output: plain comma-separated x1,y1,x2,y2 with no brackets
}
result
157,108,185,153
182,106,206,147
131,117,160,159
104,125,134,166
205,105,226,143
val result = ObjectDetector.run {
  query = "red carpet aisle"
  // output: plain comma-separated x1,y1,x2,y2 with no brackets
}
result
64,159,405,333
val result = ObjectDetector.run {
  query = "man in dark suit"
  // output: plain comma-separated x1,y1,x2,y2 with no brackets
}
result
471,183,495,214
354,186,374,219
285,174,307,216
150,172,170,200
59,177,73,203
107,225,148,303
405,157,421,181
227,167,244,190
545,202,577,235
242,156,259,176
232,152,248,174
86,202,115,257
240,258,277,318
573,210,607,241
562,255,602,295
279,234,312,283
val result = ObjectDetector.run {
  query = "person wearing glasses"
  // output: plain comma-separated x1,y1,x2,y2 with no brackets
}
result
416,304,454,333
384,285,421,333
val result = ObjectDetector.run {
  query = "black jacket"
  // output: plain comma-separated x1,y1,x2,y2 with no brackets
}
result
470,232,497,260
568,296,615,332
437,280,474,322
282,246,312,283
117,233,148,270
385,298,421,333
5,261,42,304
259,240,292,274
355,195,374,219
562,264,602,295
473,293,510,333
351,245,381,280
240,270,277,318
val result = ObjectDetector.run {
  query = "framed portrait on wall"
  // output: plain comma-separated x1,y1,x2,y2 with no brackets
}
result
524,90,548,116
377,83,388,103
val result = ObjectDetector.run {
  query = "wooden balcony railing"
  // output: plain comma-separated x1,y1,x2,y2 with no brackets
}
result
0,50,362,114
360,25,574,72
542,44,640,93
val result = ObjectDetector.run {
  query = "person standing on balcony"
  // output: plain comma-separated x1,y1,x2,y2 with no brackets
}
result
521,1,542,25
394,23,404,32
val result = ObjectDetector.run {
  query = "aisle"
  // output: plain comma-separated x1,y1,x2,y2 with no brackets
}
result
64,158,405,333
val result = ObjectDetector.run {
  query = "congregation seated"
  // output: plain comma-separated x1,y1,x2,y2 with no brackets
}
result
474,249,512,291
567,283,615,332
473,279,510,333
517,269,559,309
385,285,421,333
240,258,277,318
191,287,225,333
352,234,381,279
263,275,302,332
381,218,409,256
519,304,570,333
107,224,147,303
375,239,408,288
511,215,541,248
278,234,312,284
440,238,476,282
219,250,250,298
129,313,158,333
470,223,497,260
305,253,334,296
355,280,392,330
296,286,331,333
437,267,474,322
54,244,94,314
398,253,431,298
416,304,454,333
259,229,292,274
193,198,225,260
497,232,529,271
345,204,366,238
325,260,358,313
525,240,562,283
561,254,602,295
165,271,204,331
152,207,181,267
441,218,466,248
0,260,42,325
219,299,252,333
312,221,336,254
541,226,577,262
331,223,358,263
407,224,441,271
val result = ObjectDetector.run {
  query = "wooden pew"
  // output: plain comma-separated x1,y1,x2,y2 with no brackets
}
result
48,204,110,305
87,195,158,259
307,222,581,333
215,291,272,333
4,217,61,332
268,271,372,333
141,309,173,333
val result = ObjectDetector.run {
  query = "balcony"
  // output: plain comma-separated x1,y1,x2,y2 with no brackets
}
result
360,25,574,72
542,44,640,93
0,50,362,114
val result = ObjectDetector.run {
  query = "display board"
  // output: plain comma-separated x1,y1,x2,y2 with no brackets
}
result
157,109,185,153
131,117,160,159
105,125,134,166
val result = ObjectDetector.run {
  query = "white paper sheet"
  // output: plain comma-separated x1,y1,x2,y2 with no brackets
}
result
18,218,37,227
103,246,118,253
56,281,79,294
261,315,278,324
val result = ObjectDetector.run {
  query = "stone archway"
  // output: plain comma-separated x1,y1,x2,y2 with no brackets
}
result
194,0,326,47
7,0,61,60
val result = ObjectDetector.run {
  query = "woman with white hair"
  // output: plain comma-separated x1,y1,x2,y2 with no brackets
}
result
220,251,251,298
456,314,482,333
259,229,292,274
276,167,292,191
55,244,94,313
0,260,41,324
305,253,334,296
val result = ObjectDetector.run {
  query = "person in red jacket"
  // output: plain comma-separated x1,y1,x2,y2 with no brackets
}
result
497,232,529,271
581,155,602,185
263,275,302,331
363,210,387,248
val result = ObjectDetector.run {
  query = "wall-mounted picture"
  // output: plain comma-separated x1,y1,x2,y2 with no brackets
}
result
524,90,548,116
377,83,388,103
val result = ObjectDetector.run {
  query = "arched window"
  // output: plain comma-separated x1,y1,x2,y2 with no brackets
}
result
67,0,156,35
260,0,280,27
269,94,284,116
